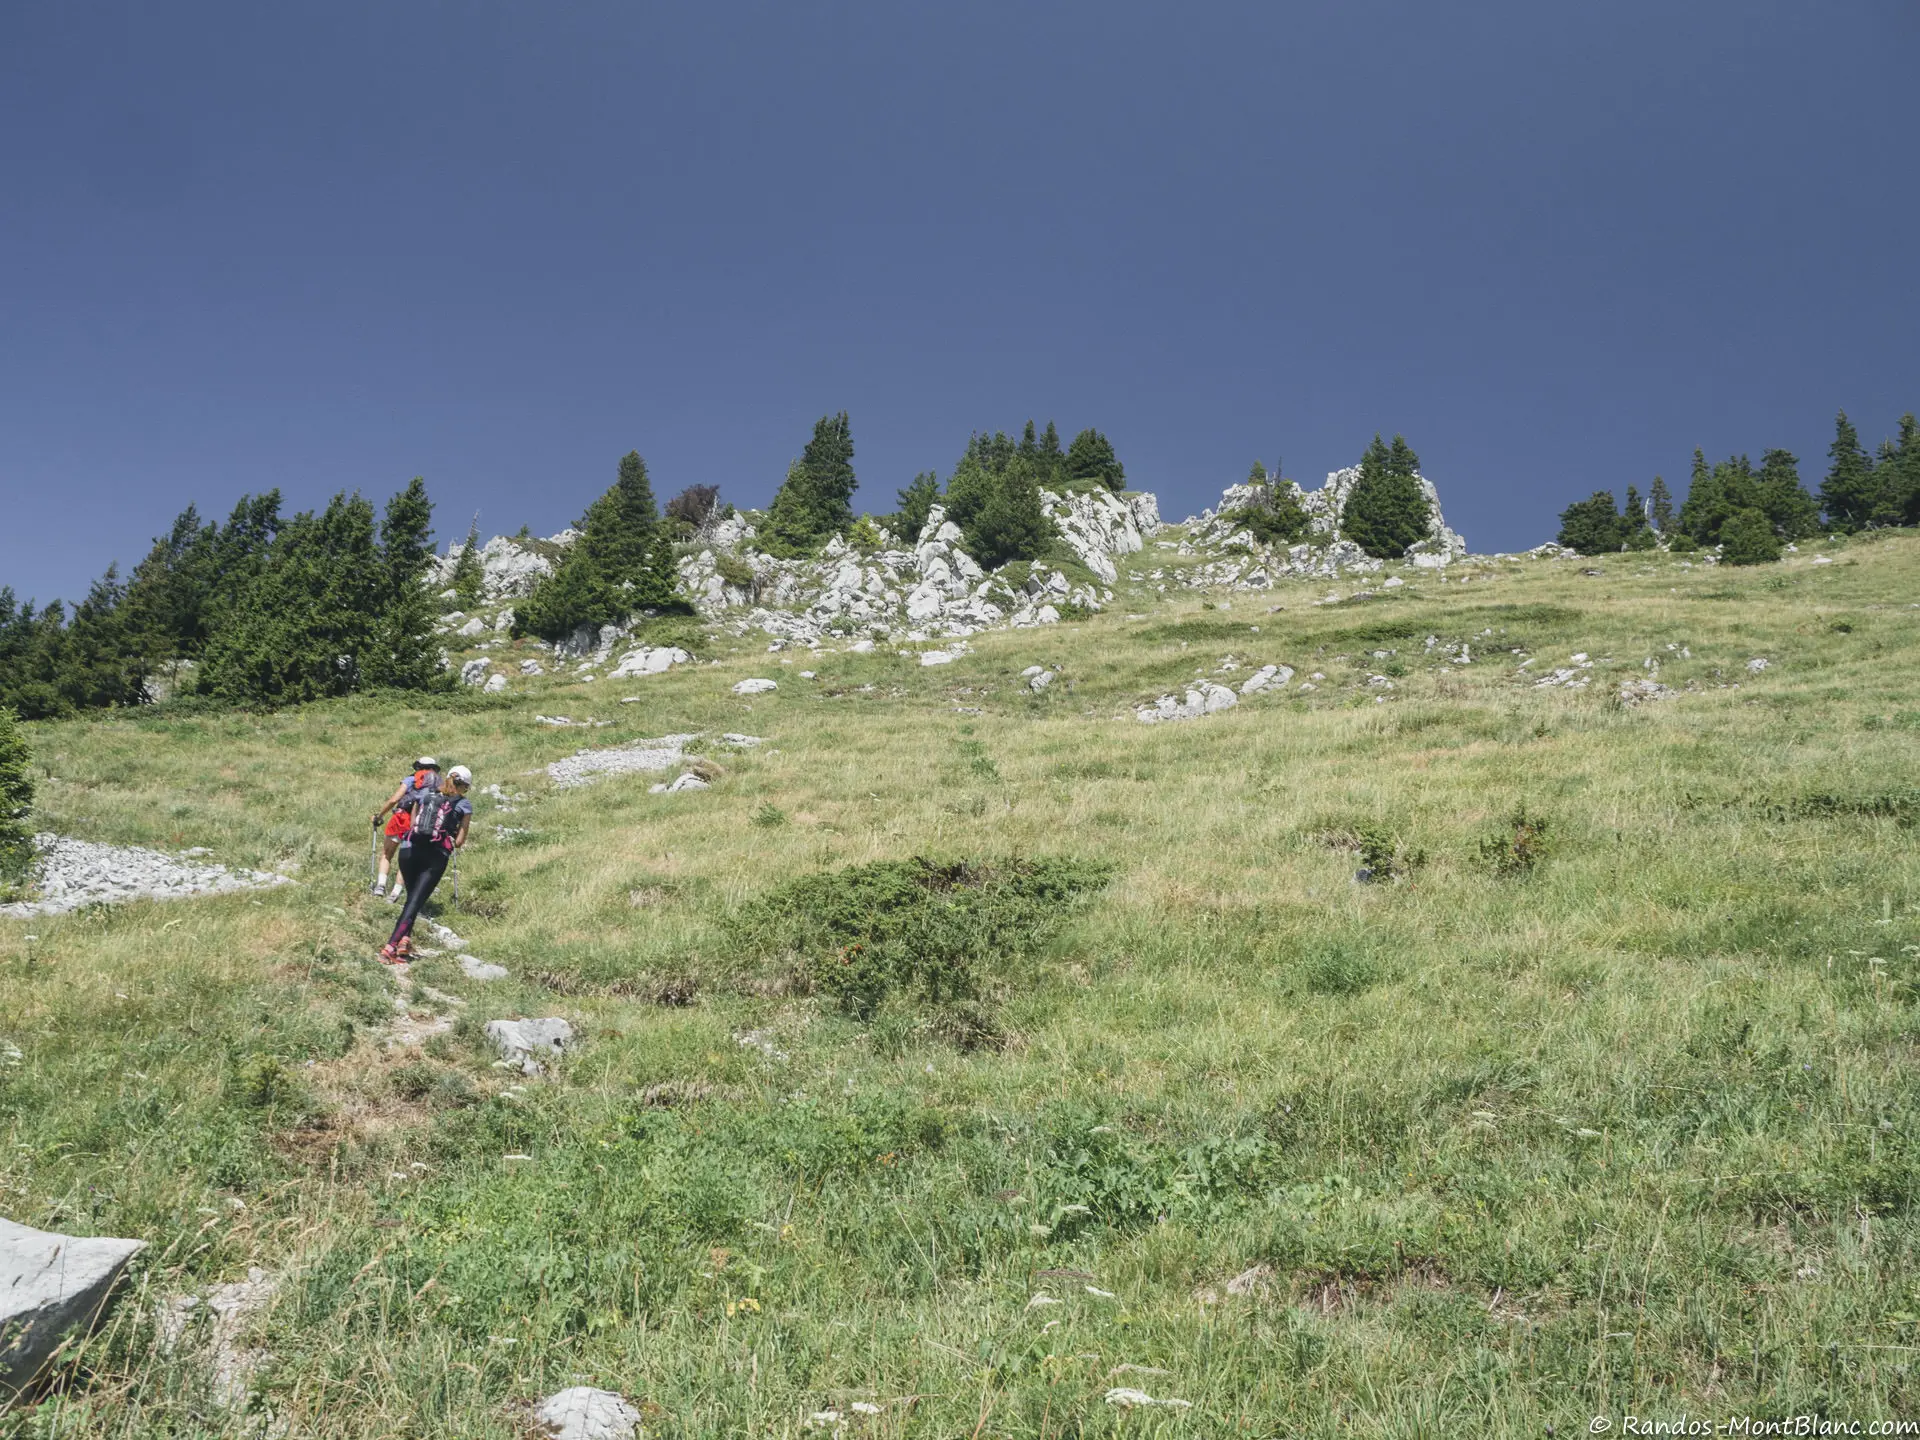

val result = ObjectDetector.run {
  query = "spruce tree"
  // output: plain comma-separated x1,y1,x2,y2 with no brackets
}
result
1820,411,1877,531
1621,485,1655,550
1065,429,1125,491
198,494,385,705
943,432,1057,566
1648,476,1674,533
0,705,32,886
367,478,440,691
449,514,484,605
1019,419,1039,458
765,413,858,553
1754,449,1821,540
1342,434,1432,558
1039,421,1065,481
1719,507,1782,565
892,471,941,542
1247,460,1269,485
1897,413,1920,526
1556,492,1625,555
520,452,667,639
1677,449,1729,544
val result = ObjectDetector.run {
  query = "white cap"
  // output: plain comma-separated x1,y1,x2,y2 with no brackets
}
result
415,756,439,769
448,764,472,785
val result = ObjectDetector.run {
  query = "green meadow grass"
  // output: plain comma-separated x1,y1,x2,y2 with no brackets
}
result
5,534,1920,1436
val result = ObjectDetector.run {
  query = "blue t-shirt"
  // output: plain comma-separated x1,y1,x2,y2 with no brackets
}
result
397,789,472,852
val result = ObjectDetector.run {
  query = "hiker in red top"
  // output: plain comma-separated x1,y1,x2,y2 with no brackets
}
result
370,757,440,902
380,765,473,964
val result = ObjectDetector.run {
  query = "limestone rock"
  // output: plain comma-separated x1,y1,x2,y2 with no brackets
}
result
611,646,689,680
155,1266,278,1412
732,678,778,695
1135,682,1238,724
483,673,508,694
486,1018,575,1076
460,658,492,687
0,835,293,920
0,1217,146,1394
546,734,699,788
460,956,509,981
535,1386,643,1440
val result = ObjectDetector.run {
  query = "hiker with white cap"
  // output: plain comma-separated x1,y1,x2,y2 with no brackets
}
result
380,764,473,963
370,756,441,900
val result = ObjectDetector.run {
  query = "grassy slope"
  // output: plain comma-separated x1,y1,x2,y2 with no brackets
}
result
5,533,1920,1436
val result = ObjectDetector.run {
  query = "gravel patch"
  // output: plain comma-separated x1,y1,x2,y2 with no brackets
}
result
545,733,701,788
1,834,293,919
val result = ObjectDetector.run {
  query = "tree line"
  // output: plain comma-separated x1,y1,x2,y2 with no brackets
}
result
1556,409,1920,562
0,480,442,719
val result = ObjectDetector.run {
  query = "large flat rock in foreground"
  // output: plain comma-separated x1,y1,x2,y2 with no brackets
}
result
1,1217,146,1394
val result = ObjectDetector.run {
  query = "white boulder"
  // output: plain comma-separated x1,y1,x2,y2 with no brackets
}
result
535,1385,644,1440
1,1218,146,1393
483,673,508,694
459,658,492,687
732,678,778,695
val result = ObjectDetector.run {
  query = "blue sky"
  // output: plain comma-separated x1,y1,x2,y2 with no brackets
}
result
3,0,1915,603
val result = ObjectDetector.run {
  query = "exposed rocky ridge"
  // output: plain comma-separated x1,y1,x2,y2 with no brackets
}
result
1165,467,1467,591
427,471,1471,651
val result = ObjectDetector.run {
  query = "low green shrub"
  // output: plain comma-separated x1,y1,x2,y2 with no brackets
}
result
733,855,1113,1022
1477,805,1552,877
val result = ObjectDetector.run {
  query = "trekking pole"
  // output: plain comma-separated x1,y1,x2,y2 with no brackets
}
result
450,848,460,909
370,821,381,890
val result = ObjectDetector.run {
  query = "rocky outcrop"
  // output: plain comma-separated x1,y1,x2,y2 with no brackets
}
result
1169,468,1467,591
1,1218,146,1394
535,1386,643,1440
675,492,1137,647
429,533,571,600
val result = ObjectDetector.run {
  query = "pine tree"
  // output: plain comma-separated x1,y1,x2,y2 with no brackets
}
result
1065,429,1125,492
449,514,484,605
1621,486,1655,550
1897,414,1920,526
765,413,858,553
1820,411,1878,531
1556,492,1625,555
1648,476,1674,533
1039,421,1065,481
366,478,440,691
1019,420,1039,458
1677,449,1729,543
1247,460,1269,485
943,432,1057,566
1719,507,1782,565
1342,434,1432,558
198,494,385,705
1754,449,1822,540
891,471,941,542
0,705,32,886
520,452,668,639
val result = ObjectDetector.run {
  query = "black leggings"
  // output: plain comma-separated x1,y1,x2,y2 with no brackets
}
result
389,845,450,946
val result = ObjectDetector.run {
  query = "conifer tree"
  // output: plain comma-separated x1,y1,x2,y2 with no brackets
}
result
1897,414,1920,526
1556,492,1625,555
1820,411,1878,531
1755,449,1822,540
1719,507,1782,565
0,705,32,886
1343,434,1432,558
765,413,858,553
521,452,671,638
943,431,1057,566
1648,476,1674,533
366,478,440,691
1019,420,1039,458
1621,485,1655,550
449,514,484,605
1248,460,1269,485
892,471,941,542
1039,421,1065,480
1677,449,1729,543
1065,429,1125,491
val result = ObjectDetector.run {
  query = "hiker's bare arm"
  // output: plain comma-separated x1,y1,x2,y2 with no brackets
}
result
454,816,471,849
372,785,407,825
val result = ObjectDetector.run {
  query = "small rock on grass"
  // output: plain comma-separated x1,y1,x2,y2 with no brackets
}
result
732,678,777,694
460,956,509,981
487,1018,574,1076
535,1386,643,1440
